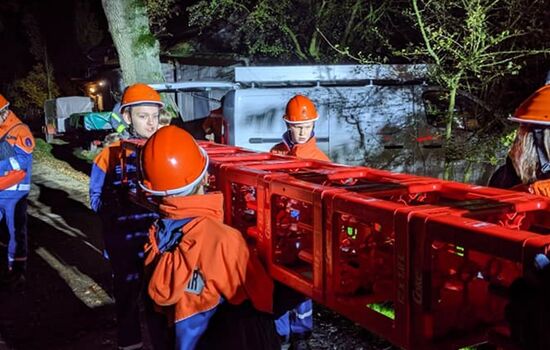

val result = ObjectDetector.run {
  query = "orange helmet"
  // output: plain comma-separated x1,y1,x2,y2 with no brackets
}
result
283,95,318,124
139,126,208,196
509,85,550,125
121,83,164,110
0,94,9,111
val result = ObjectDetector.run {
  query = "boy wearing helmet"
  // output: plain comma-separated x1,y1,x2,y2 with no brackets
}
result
0,94,35,288
141,126,280,349
489,85,550,194
89,83,163,350
271,94,327,349
271,95,329,161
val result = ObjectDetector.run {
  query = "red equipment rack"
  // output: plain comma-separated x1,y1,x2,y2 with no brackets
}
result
119,139,550,350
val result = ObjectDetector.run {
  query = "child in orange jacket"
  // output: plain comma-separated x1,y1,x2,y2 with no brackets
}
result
141,126,280,350
270,94,329,162
0,93,35,288
90,83,163,350
270,94,328,348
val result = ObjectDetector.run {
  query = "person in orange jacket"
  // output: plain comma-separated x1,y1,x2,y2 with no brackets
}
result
488,85,550,348
89,83,163,350
140,126,280,349
202,95,227,144
0,94,35,288
271,95,327,349
489,85,550,194
271,94,330,162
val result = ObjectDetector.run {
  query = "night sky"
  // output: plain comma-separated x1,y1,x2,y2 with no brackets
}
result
0,0,108,94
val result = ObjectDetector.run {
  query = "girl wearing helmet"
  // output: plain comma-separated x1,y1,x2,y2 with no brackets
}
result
489,85,550,195
89,83,163,350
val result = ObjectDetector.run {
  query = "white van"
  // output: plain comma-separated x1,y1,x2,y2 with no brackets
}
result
151,65,497,184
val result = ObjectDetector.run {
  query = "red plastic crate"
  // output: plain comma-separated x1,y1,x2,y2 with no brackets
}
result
219,160,359,265
406,207,550,349
263,168,446,301
207,152,288,192
262,168,381,300
200,142,253,155
324,191,451,348
322,181,549,349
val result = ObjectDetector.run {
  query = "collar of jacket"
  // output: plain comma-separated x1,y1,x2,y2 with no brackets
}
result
153,217,194,254
290,136,320,157
282,129,315,150
0,111,21,138
158,192,224,221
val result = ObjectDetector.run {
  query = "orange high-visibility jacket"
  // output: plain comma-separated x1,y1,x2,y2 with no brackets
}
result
0,111,34,196
271,135,329,161
145,192,273,324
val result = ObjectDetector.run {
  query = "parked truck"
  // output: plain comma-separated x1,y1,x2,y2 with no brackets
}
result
43,96,94,142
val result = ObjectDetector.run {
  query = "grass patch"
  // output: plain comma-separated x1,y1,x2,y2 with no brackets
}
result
367,302,395,320
34,138,54,161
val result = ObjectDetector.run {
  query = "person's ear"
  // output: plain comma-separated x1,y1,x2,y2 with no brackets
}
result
122,109,132,125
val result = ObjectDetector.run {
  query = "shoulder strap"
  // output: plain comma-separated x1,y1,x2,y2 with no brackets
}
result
0,123,24,142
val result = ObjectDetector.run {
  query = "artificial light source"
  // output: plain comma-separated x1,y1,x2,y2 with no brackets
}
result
89,86,96,94
98,80,106,87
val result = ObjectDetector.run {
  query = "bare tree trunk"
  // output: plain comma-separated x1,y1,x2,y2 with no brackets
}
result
101,0,165,86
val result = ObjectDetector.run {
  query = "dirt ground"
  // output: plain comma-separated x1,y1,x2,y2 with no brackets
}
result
0,143,396,350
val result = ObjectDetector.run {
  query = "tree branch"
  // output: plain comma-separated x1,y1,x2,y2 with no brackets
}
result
316,27,366,63
281,24,308,61
479,50,550,68
412,0,441,65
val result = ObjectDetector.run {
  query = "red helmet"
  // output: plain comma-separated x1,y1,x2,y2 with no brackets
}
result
139,126,208,196
121,83,164,110
0,94,9,111
509,85,550,125
283,95,318,124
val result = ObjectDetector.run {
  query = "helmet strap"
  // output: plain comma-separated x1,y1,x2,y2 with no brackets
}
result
532,128,550,175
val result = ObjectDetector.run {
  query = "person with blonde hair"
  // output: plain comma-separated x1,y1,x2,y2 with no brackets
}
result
489,85,550,195
90,83,163,350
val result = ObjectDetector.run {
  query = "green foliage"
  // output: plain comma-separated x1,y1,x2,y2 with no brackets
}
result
404,0,549,121
11,64,60,112
33,138,54,161
134,30,158,51
187,0,398,62
145,0,179,34
396,0,550,177
165,41,194,57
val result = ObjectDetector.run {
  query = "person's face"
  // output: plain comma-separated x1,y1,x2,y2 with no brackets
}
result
123,105,160,138
288,122,314,144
